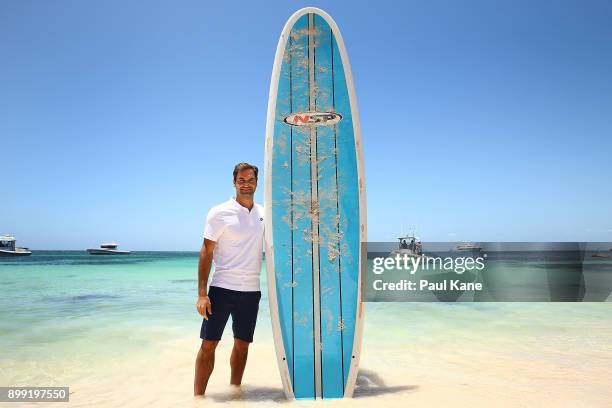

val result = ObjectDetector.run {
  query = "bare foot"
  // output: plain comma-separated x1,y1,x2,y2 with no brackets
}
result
228,384,242,399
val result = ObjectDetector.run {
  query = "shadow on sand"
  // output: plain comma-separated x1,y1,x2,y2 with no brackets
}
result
207,368,417,402
207,386,288,403
353,368,418,398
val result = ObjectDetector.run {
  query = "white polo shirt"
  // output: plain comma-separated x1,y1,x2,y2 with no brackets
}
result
203,197,264,292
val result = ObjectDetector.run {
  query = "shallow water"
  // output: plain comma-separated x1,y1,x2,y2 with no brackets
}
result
1,252,611,407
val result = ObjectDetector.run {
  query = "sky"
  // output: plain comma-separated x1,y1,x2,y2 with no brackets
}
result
2,0,611,250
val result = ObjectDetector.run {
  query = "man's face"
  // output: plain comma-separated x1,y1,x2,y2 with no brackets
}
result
234,169,257,197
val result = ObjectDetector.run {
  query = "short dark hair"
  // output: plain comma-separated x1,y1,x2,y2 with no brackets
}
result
233,162,259,182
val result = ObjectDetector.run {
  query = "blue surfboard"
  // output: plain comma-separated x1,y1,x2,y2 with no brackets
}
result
264,8,366,399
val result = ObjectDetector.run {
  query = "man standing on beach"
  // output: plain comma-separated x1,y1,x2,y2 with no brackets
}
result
194,163,264,396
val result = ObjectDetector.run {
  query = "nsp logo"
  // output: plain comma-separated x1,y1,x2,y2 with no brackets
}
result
283,112,342,127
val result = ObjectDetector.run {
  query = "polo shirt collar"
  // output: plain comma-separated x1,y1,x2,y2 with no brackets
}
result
229,196,252,213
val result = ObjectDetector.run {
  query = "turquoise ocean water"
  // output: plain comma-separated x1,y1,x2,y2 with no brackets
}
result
1,251,612,390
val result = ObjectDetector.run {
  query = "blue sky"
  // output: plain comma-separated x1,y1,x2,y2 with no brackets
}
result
2,0,611,250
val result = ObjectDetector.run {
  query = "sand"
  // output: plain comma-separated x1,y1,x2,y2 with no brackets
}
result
10,326,607,408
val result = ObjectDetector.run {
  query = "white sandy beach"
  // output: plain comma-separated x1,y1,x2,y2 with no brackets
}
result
6,304,611,408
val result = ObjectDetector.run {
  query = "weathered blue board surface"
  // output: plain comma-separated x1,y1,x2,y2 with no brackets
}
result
264,8,366,400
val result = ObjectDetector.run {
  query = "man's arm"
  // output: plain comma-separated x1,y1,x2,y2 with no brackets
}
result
196,238,216,319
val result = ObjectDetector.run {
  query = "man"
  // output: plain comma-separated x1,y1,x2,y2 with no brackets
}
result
194,162,264,396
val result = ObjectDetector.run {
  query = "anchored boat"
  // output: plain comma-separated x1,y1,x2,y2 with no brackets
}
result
390,234,424,257
86,243,131,255
0,235,32,256
456,242,483,253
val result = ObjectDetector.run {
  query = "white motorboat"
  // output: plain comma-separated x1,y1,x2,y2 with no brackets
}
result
87,243,131,255
456,242,482,252
0,235,32,256
389,235,423,257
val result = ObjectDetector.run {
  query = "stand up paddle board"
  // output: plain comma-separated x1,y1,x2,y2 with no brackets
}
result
264,7,366,399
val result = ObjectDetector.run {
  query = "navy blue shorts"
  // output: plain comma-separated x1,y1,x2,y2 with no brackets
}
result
200,286,261,343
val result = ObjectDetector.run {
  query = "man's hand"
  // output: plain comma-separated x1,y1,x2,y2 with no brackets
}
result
197,239,215,320
197,295,212,319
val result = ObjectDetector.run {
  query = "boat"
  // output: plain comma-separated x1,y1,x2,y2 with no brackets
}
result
456,242,482,252
0,235,32,256
86,243,131,255
389,235,423,257
592,253,611,259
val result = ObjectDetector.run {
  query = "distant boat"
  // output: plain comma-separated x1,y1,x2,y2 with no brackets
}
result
456,242,482,252
0,235,32,256
87,243,131,255
592,253,611,259
389,235,423,257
